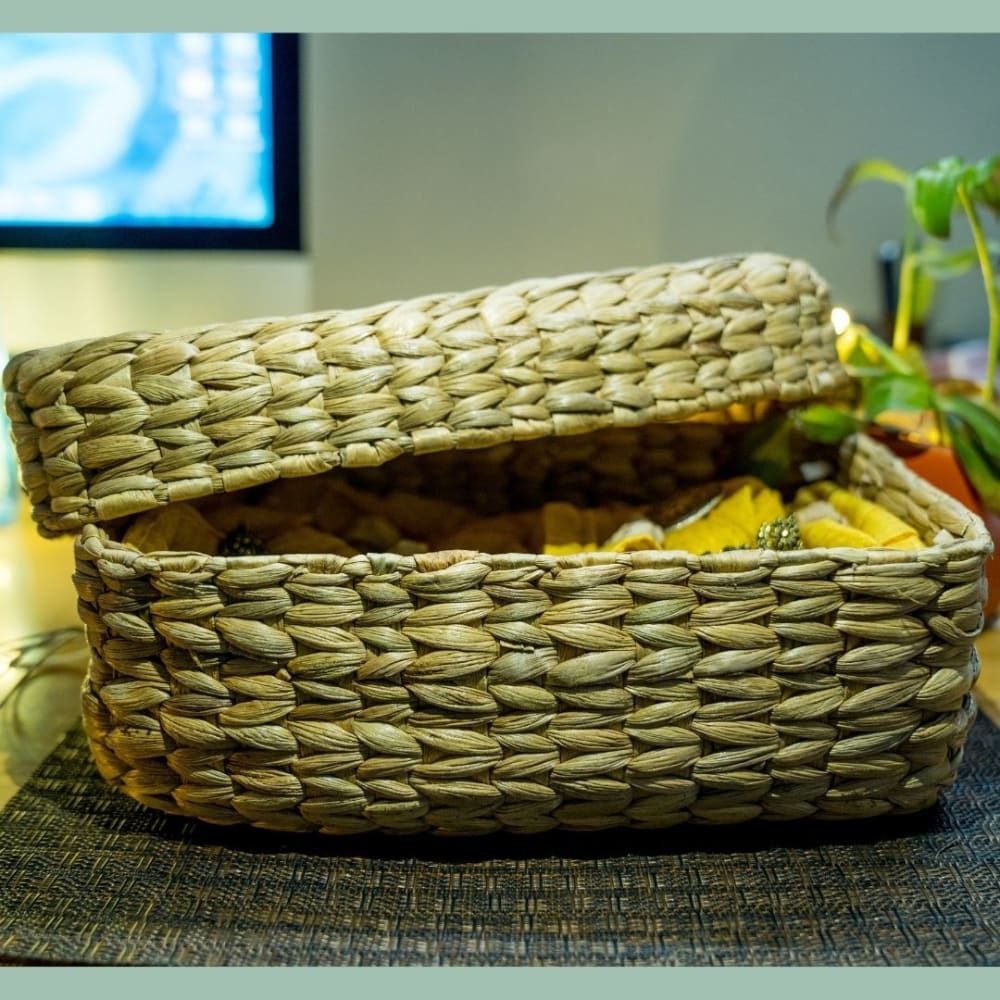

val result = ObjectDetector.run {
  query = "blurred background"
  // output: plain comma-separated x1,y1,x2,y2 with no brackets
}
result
0,32,997,356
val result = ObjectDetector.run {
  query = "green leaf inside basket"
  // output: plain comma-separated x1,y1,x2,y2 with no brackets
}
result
864,372,935,421
735,415,793,488
794,405,865,445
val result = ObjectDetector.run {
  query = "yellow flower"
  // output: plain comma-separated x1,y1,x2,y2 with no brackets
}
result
660,480,786,554
800,518,878,549
606,534,663,553
795,482,923,549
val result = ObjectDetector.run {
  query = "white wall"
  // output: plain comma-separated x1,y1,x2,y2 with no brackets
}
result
306,34,999,344
2,34,997,358
0,252,311,356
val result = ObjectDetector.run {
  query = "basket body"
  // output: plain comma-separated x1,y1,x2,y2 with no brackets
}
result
73,433,988,835
4,252,991,834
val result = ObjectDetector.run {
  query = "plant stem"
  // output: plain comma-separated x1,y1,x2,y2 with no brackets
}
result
893,218,918,354
958,183,1000,405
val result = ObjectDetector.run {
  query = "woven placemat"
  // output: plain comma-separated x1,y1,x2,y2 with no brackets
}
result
0,717,998,967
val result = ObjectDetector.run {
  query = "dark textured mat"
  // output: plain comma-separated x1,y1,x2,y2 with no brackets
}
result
0,718,998,966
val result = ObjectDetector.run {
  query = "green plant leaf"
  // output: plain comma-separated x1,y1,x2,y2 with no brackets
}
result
844,366,894,381
843,323,913,376
938,393,1000,476
912,243,980,280
966,153,1000,215
794,405,864,444
910,157,969,239
736,415,792,488
837,322,919,381
898,344,930,381
946,412,1000,514
864,372,934,420
826,158,908,237
839,330,882,373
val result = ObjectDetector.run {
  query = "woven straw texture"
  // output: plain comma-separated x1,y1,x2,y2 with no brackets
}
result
3,253,847,537
73,433,991,835
2,252,992,836
1,711,998,965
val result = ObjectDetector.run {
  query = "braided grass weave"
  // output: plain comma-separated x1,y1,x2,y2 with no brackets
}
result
69,432,990,835
4,253,847,538
2,253,991,835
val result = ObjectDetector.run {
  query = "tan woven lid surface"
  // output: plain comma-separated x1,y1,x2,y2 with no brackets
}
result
3,253,850,537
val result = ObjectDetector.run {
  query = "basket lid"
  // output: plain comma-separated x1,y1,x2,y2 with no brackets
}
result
4,252,851,537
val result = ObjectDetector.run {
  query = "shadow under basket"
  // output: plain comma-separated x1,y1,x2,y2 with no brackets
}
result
3,252,994,836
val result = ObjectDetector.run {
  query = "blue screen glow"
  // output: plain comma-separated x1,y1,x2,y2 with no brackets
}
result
0,33,275,228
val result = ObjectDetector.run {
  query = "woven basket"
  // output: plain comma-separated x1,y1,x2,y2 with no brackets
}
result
3,253,992,835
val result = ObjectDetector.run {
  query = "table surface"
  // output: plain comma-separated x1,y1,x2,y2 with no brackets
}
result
2,496,998,811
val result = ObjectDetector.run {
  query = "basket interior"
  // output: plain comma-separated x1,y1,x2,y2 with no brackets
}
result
105,416,858,558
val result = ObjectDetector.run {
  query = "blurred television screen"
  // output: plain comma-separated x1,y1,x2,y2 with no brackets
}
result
0,33,299,248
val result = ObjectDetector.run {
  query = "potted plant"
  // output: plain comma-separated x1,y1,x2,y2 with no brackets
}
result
750,152,1000,618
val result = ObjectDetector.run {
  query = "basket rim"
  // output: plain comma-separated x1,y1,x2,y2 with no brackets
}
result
75,435,994,577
